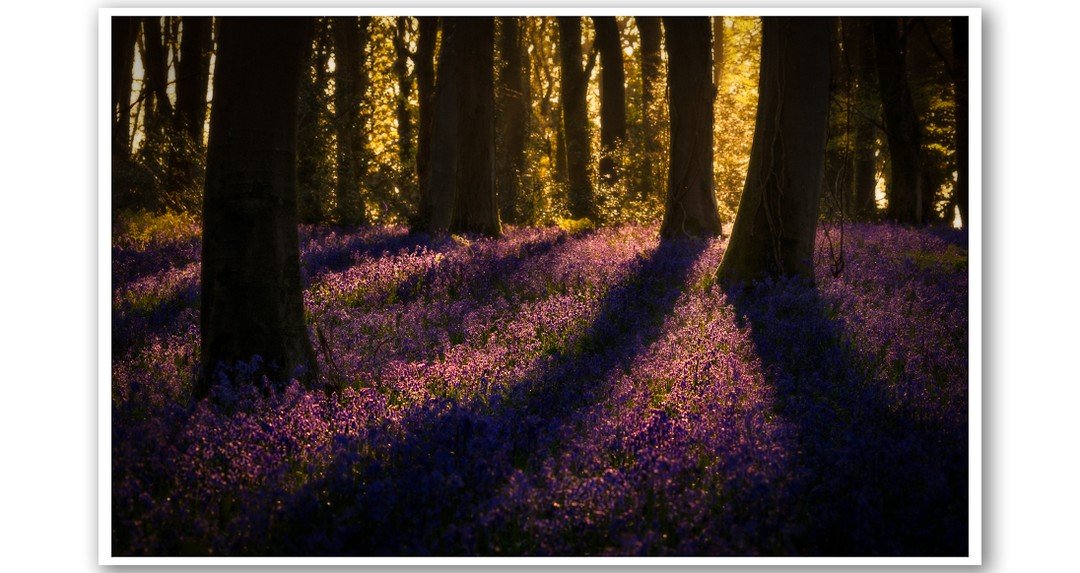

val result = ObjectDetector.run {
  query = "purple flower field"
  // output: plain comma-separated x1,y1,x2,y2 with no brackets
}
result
111,221,968,556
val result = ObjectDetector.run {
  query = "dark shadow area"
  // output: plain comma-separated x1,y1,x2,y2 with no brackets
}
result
260,238,710,556
300,226,440,281
724,280,968,556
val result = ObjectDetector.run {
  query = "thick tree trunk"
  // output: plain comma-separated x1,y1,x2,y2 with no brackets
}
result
426,18,465,232
717,17,831,284
557,17,596,220
112,17,138,157
412,17,438,229
848,17,880,220
952,16,969,229
450,18,501,236
142,17,172,133
636,16,664,201
712,16,725,91
174,16,213,145
332,17,371,227
496,16,530,225
197,17,317,399
392,17,414,196
593,16,627,186
874,17,924,225
659,17,722,238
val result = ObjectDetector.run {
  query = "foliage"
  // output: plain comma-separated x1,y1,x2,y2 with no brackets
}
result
714,17,762,223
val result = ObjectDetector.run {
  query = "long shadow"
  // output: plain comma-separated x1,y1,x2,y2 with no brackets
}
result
265,237,711,556
724,280,968,556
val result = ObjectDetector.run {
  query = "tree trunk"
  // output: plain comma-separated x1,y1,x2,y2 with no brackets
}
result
593,16,626,186
174,16,213,145
450,18,501,236
659,17,722,238
298,18,332,224
392,17,414,197
848,17,879,220
952,16,969,229
112,17,138,157
873,17,924,225
557,17,596,220
197,17,317,399
332,17,371,227
496,16,530,225
717,17,831,284
636,16,664,201
426,18,465,232
712,16,725,91
142,17,172,133
413,17,438,229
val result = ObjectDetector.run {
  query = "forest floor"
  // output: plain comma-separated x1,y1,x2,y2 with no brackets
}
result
111,218,969,556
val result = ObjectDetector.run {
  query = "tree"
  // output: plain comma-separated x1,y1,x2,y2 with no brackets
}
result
557,17,596,220
846,17,880,220
496,16,531,225
392,17,415,198
174,16,213,146
413,17,438,228
141,17,172,135
873,17,924,225
424,17,501,236
635,16,664,200
332,16,372,227
593,16,627,186
111,17,138,157
297,18,335,224
659,17,723,238
712,16,725,90
952,16,969,228
197,17,318,399
717,17,831,284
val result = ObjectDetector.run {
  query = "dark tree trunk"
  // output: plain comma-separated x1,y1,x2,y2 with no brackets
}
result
142,17,172,133
174,16,213,145
298,18,333,224
847,17,880,220
412,17,438,229
450,18,501,236
593,16,627,186
197,17,317,399
496,16,530,225
557,17,596,220
112,17,138,157
717,17,831,284
636,16,664,200
659,17,722,238
873,17,924,225
332,17,371,227
712,16,725,91
952,16,969,229
392,17,414,196
426,18,465,232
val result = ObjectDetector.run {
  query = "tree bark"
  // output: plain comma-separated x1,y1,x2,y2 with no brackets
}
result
426,18,465,232
873,17,924,225
847,17,879,220
952,16,969,229
392,17,414,197
450,18,501,236
717,17,832,284
593,16,627,186
712,16,725,91
332,17,371,227
557,17,596,220
197,17,317,399
412,17,438,230
496,16,530,225
174,16,213,145
112,17,138,157
636,17,664,201
659,17,722,238
141,17,172,133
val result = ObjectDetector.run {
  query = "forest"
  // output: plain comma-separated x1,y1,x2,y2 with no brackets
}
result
110,15,970,557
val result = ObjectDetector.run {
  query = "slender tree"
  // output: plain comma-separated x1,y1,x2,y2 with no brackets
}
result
392,17,414,195
636,16,664,200
197,17,317,399
952,16,969,228
111,17,138,157
847,17,880,220
450,18,501,236
593,16,627,186
717,17,832,284
659,17,723,238
298,18,334,224
557,17,596,220
332,17,372,227
496,16,531,225
174,16,213,145
413,17,438,229
141,17,172,134
873,17,924,225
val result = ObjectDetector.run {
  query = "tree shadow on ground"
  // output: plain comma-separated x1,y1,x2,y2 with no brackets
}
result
724,280,968,556
266,237,710,556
